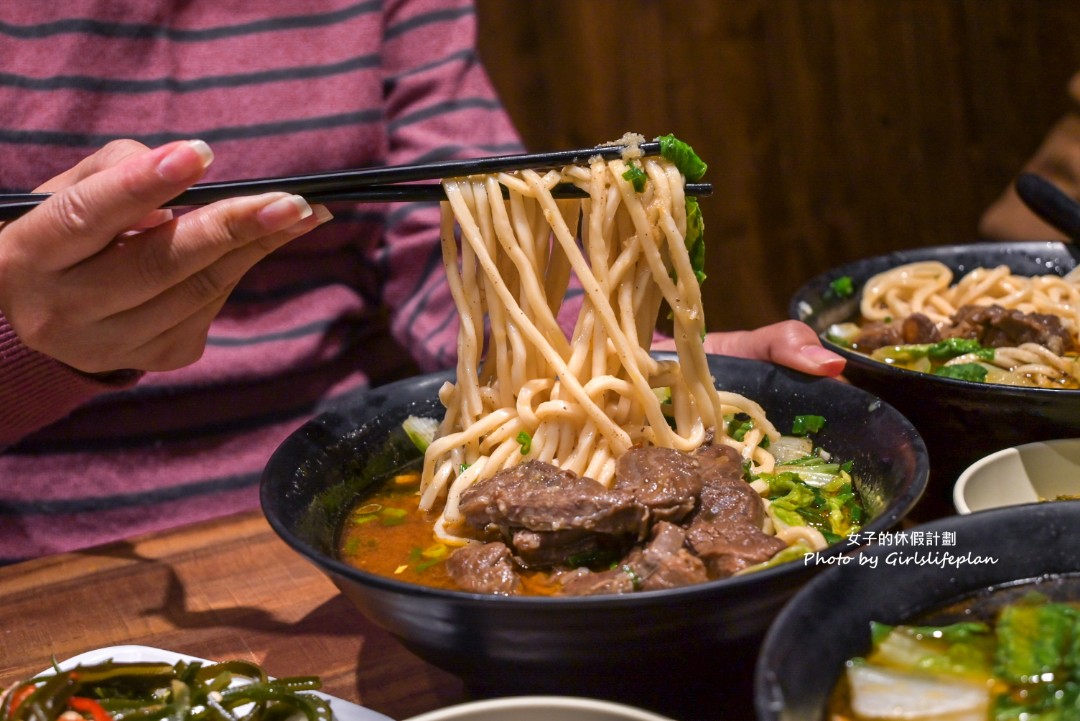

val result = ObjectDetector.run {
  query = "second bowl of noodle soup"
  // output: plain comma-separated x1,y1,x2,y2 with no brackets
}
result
790,241,1080,514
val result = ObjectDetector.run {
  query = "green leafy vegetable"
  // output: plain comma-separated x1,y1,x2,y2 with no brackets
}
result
762,470,862,542
849,595,1080,721
934,363,989,382
657,134,707,181
685,197,706,284
725,412,755,442
926,337,992,361
516,431,532,455
621,163,648,192
0,659,332,721
828,276,855,298
791,414,826,436
994,598,1079,684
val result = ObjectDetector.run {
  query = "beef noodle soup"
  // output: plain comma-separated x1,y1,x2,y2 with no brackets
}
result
826,261,1080,389
337,134,867,596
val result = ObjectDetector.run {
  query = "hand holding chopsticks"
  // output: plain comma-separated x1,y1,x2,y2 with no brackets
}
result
0,140,333,374
0,140,712,222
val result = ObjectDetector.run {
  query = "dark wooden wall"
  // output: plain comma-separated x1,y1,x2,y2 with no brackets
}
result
475,0,1080,331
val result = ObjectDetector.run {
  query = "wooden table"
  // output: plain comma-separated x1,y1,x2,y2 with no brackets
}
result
0,510,765,721
0,511,465,720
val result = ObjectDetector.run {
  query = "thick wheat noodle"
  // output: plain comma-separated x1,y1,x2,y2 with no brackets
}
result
422,151,779,544
860,260,1080,387
863,261,1080,328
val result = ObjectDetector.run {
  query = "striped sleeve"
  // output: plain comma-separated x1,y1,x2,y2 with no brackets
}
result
375,0,524,372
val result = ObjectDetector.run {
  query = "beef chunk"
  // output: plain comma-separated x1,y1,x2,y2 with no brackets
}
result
445,542,522,595
558,522,708,596
633,521,710,591
458,460,647,538
946,304,1076,354
685,517,787,577
556,565,637,596
901,312,941,344
684,443,782,576
613,446,703,523
692,443,764,528
510,527,624,567
852,320,902,351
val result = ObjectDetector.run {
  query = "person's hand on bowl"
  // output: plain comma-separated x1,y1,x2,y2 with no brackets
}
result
0,139,332,375
654,319,847,377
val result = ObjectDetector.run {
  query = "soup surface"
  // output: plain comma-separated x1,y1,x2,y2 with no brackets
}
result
827,574,1080,721
337,421,867,597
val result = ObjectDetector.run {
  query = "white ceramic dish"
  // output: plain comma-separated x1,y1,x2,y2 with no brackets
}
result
401,696,676,721
51,647,676,721
51,645,393,721
954,438,1080,514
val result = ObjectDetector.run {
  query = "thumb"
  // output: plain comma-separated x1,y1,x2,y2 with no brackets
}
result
7,140,214,270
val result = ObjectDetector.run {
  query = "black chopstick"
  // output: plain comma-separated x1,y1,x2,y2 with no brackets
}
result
0,179,712,221
2,141,673,222
305,182,714,204
169,140,666,206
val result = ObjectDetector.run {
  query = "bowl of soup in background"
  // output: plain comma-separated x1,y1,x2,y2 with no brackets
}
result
260,355,927,718
754,500,1080,721
790,240,1080,516
953,437,1080,514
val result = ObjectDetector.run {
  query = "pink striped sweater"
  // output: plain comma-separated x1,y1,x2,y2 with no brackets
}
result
0,0,529,563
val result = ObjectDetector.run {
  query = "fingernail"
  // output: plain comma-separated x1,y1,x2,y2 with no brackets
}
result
157,140,214,183
312,204,333,223
257,194,313,231
800,344,842,365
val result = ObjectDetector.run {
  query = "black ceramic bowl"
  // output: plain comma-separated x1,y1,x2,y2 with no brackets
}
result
754,500,1080,720
790,241,1080,513
260,355,927,700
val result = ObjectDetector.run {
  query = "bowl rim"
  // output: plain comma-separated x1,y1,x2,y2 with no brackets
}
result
401,695,676,721
791,240,1080,396
953,437,1080,514
261,356,929,606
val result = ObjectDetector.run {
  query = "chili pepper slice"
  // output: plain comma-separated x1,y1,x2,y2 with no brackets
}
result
68,697,113,721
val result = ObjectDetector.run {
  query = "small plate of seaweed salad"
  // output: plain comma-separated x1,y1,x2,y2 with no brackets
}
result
2,645,391,721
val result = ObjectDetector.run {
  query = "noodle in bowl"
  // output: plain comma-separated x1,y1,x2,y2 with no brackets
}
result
427,137,771,533
415,134,828,585
790,241,1080,509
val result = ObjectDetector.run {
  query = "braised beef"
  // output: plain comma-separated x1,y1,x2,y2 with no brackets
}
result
559,522,708,596
901,313,940,344
685,517,787,577
683,443,785,577
445,541,522,595
458,460,647,538
510,527,625,567
851,321,902,351
613,446,702,523
448,442,792,593
945,304,1075,354
692,444,763,527
854,304,1075,356
556,563,637,596
633,521,710,590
